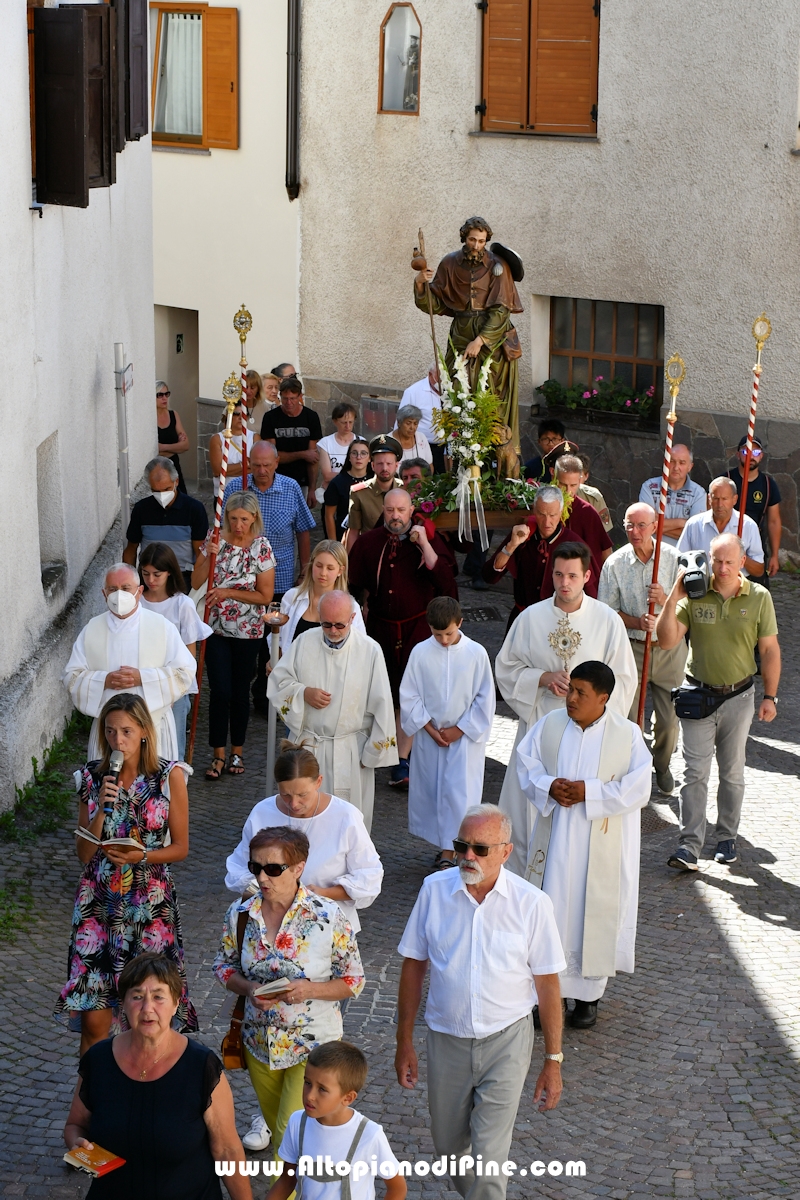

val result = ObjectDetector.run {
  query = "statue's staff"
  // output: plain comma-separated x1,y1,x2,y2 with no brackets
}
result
187,373,241,764
233,305,253,482
636,355,685,729
411,230,441,384
737,314,771,537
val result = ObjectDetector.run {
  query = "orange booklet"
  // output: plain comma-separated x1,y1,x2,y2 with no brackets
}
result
64,1144,126,1176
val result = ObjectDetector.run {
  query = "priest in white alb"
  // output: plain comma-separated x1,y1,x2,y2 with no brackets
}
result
267,590,398,831
399,596,495,869
516,660,652,1029
495,542,637,875
63,563,197,760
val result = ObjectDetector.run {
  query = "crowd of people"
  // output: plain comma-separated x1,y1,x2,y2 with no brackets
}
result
55,372,783,1198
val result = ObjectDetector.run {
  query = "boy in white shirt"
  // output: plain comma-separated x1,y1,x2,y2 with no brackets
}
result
269,1041,406,1200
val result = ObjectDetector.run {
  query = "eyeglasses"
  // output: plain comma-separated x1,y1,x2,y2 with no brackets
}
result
248,860,291,878
452,839,509,857
321,621,351,631
156,390,171,398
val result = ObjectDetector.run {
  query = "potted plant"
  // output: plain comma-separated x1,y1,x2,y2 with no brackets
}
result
536,376,659,429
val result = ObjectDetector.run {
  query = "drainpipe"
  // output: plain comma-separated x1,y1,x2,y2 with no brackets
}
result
285,0,300,200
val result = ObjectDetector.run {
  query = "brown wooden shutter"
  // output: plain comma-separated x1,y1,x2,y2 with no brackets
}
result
529,0,599,134
126,0,149,139
481,0,530,132
204,7,238,149
111,0,126,154
82,4,115,187
34,7,89,207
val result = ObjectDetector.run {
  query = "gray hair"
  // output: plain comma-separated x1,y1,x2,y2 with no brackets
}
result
461,803,512,843
104,562,140,587
146,455,179,482
672,443,694,461
534,485,564,509
709,476,737,497
396,404,423,424
319,589,356,616
710,532,745,557
555,454,583,476
401,457,431,476
223,490,264,536
155,379,169,393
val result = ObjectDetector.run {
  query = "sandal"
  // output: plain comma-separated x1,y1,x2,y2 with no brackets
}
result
227,754,245,775
205,756,225,781
432,852,457,871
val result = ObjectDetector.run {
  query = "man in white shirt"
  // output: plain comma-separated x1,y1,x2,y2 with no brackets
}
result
677,477,764,576
638,443,706,547
63,563,196,759
400,363,444,472
396,804,565,1200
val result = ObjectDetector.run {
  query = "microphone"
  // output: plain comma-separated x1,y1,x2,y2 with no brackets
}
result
105,751,124,815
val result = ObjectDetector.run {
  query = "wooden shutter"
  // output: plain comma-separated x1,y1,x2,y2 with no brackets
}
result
204,7,238,149
481,0,529,131
34,7,89,207
81,4,115,187
529,0,599,134
111,0,126,154
126,0,149,139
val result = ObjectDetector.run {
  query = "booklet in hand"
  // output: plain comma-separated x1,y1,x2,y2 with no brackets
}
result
74,828,143,850
253,977,294,998
64,1143,126,1177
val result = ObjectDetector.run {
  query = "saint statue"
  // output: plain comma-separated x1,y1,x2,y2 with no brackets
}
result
413,216,524,452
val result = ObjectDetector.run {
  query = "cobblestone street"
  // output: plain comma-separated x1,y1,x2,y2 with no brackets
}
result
1,571,798,1198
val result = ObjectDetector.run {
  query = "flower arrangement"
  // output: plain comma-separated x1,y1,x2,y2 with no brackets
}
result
432,350,505,468
407,472,541,515
536,375,658,419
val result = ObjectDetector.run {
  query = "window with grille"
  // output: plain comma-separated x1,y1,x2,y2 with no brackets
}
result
549,297,665,400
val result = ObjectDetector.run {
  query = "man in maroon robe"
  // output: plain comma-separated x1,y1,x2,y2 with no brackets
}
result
414,216,524,450
482,485,596,628
348,489,458,787
551,453,613,570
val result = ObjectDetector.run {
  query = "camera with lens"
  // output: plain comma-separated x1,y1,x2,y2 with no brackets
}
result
677,550,709,599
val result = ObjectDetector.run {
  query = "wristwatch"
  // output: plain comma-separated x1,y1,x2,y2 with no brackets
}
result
140,849,148,865
544,1052,564,1064
763,695,778,704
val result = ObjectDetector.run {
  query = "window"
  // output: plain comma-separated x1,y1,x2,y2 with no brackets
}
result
379,3,420,114
480,0,599,136
30,0,149,208
549,298,664,401
149,3,238,149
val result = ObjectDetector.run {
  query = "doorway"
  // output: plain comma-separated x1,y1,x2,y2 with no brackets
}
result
154,305,200,483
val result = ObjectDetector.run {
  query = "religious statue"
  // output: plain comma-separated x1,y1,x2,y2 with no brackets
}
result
413,216,524,452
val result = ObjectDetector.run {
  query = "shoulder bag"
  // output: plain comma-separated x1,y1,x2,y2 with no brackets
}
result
220,908,249,1070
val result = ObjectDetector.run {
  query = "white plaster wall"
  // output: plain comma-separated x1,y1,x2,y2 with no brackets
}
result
152,0,299,402
0,0,155,806
298,0,800,424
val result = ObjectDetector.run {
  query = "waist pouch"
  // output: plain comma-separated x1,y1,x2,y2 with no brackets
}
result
671,680,751,720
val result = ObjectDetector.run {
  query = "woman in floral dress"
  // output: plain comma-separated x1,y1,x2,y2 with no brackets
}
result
55,694,196,1053
191,490,276,780
214,826,364,1159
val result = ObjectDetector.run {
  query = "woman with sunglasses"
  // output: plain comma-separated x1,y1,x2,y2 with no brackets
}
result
214,826,364,1162
323,437,372,541
209,403,255,498
156,380,189,494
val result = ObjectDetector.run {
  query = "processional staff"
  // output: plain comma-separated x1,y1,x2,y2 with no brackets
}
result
636,354,685,729
737,314,771,536
233,305,253,482
411,229,441,384
187,372,242,764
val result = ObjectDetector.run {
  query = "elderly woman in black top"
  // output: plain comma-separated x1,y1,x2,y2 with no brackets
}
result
64,952,252,1200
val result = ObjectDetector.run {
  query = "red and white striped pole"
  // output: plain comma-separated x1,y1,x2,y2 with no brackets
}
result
187,373,242,764
234,305,253,484
737,314,771,536
637,354,685,729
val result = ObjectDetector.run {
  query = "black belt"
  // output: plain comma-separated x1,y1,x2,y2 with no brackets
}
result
686,674,752,695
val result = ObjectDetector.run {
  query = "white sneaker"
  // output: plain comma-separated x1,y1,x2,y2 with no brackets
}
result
242,1113,271,1151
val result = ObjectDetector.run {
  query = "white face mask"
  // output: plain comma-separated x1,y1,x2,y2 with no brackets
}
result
152,489,175,508
106,589,138,617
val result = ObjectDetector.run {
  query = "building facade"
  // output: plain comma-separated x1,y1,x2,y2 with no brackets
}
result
0,0,155,811
297,0,800,548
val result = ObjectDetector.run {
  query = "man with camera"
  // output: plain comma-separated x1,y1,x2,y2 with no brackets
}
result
655,533,780,871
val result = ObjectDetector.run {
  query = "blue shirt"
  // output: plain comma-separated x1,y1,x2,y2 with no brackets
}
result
223,474,316,594
638,476,707,546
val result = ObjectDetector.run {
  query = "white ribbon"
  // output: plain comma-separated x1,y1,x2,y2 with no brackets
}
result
456,466,489,552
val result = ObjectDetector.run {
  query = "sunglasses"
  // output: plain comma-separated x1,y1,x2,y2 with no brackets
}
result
321,621,350,631
248,860,291,878
452,839,509,857
156,390,171,398
739,446,763,456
